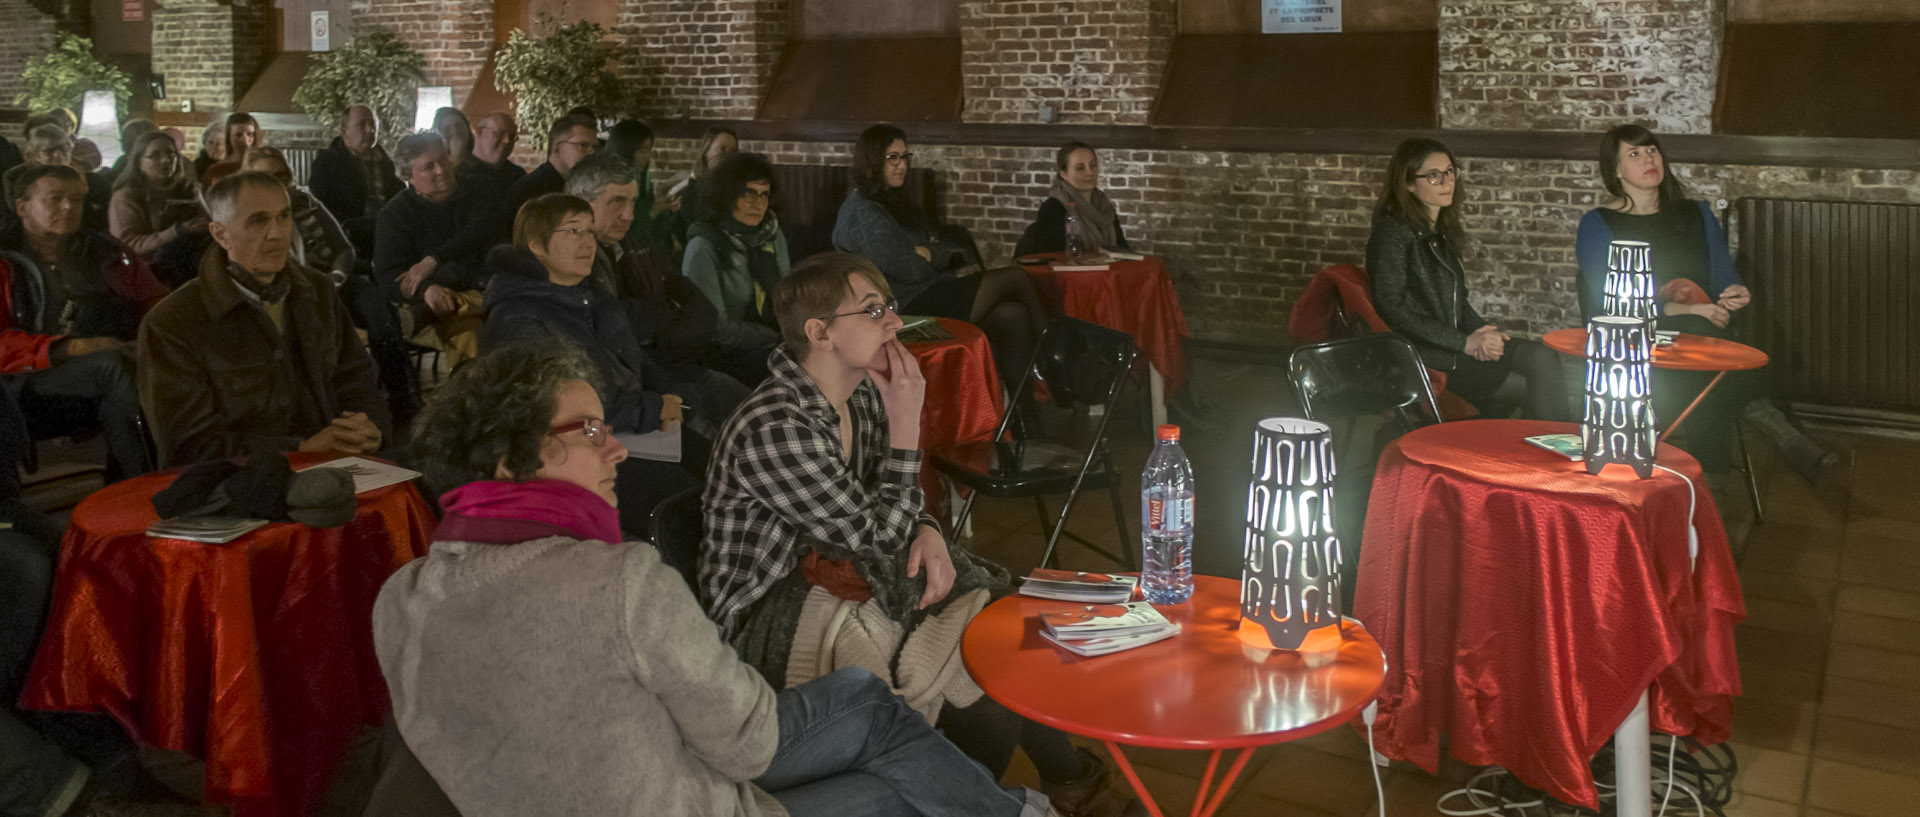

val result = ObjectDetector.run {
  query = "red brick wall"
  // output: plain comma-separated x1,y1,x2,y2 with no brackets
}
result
350,0,492,109
0,0,59,113
616,0,787,120
960,0,1172,125
150,0,243,111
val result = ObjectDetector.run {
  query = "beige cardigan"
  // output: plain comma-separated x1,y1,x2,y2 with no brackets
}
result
108,185,190,255
374,536,788,817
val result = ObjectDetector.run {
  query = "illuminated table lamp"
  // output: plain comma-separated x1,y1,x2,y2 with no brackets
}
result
1582,316,1658,478
1239,418,1345,659
1603,240,1656,322
78,90,121,166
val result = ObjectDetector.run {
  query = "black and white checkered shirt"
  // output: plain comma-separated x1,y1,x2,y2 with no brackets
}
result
699,347,933,638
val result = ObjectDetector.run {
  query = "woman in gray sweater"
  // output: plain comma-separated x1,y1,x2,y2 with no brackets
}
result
375,341,1057,817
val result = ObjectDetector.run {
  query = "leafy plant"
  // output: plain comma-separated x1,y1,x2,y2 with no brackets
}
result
16,33,132,118
494,17,626,151
293,30,427,150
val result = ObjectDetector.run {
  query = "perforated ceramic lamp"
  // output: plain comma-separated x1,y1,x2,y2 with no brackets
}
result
1603,240,1657,322
1239,418,1345,656
1581,316,1658,478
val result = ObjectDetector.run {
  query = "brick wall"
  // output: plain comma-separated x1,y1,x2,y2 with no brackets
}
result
151,0,240,111
1438,0,1722,134
350,0,492,109
959,0,1171,125
616,0,787,120
0,0,59,111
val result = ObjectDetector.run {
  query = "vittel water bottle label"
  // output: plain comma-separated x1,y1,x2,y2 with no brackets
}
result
1147,497,1192,534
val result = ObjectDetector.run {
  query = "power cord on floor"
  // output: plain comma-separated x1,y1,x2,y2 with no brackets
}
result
1363,701,1386,817
1431,737,1738,817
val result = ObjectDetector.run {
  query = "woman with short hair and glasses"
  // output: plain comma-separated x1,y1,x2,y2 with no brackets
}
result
833,123,1048,393
683,153,789,385
381,339,1063,817
480,193,706,525
1367,137,1568,421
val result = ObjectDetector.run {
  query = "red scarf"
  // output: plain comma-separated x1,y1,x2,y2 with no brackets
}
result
437,480,626,545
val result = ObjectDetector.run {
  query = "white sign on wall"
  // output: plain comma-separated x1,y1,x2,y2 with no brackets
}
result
1262,0,1343,33
311,11,332,52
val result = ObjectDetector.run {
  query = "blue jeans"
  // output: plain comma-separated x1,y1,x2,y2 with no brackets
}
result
758,668,1040,817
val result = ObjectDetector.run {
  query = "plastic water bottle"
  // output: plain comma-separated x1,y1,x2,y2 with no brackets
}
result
1141,424,1195,604
1064,202,1086,261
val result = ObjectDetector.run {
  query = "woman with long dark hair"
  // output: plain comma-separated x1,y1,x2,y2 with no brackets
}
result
1368,137,1568,421
108,131,208,256
833,124,1048,391
1576,124,1834,484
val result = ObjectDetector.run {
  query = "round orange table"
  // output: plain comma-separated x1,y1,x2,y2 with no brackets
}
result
1542,328,1768,441
962,574,1387,817
21,455,436,817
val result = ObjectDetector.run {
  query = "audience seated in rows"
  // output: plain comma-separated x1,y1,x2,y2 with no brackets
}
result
377,340,1062,817
699,252,1142,817
195,113,260,189
108,131,208,256
834,124,1047,394
4,124,110,233
478,193,705,528
566,153,750,433
505,115,598,220
467,112,527,194
1366,138,1569,423
1,164,159,493
684,152,788,386
138,171,388,467
374,132,505,370
311,105,405,257
604,119,682,255
1015,141,1131,257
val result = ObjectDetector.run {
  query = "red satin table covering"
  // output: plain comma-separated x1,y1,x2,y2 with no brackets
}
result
906,317,1005,515
1019,253,1191,391
20,456,437,817
1354,419,1744,809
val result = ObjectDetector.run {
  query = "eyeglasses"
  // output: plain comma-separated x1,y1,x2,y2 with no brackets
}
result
550,227,594,240
884,152,913,166
550,417,611,448
1413,167,1458,186
557,139,597,152
737,188,774,203
826,300,899,322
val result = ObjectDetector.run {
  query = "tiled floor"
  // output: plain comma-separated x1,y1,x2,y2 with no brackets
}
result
966,412,1920,817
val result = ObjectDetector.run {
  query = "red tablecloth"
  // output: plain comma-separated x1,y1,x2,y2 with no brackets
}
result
906,317,1004,517
1019,253,1190,391
21,457,437,817
1354,419,1744,809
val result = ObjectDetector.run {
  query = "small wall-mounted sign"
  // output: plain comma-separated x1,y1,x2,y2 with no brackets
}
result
121,0,142,23
311,10,332,52
1262,0,1342,34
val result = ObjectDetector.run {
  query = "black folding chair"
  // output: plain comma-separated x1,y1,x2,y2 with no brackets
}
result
1288,333,1443,432
647,486,705,593
931,317,1139,571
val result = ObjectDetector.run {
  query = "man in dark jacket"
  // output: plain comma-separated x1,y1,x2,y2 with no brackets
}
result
1,164,164,493
138,171,389,467
309,105,404,256
566,153,747,433
373,132,507,370
479,192,703,526
465,112,526,194
504,115,597,223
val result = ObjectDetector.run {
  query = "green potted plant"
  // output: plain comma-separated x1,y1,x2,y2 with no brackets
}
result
494,17,627,151
16,32,132,118
293,30,427,150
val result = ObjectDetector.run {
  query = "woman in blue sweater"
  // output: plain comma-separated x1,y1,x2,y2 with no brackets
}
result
1575,124,1834,485
833,124,1047,390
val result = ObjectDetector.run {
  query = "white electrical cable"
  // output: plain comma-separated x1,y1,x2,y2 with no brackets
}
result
1652,463,1700,573
1363,701,1387,817
1656,733,1679,817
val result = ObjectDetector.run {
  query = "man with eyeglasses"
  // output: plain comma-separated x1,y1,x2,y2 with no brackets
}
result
466,112,526,194
506,115,598,225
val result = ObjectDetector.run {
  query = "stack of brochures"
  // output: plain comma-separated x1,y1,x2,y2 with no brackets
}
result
1038,601,1180,657
1018,569,1139,603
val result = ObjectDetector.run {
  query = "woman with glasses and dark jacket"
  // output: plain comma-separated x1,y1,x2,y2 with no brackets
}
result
832,124,1048,390
683,153,789,385
1367,137,1569,421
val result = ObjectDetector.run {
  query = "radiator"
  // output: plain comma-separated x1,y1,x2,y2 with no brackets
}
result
1733,197,1920,419
283,147,319,188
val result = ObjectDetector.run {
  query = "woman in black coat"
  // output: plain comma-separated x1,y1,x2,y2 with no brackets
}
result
1016,141,1129,257
1366,138,1568,421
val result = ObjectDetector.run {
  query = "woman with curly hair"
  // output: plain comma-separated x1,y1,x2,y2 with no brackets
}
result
683,152,788,384
380,339,1062,817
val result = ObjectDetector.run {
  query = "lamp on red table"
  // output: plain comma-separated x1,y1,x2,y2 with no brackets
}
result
1239,418,1345,659
1582,315,1658,478
1603,240,1657,322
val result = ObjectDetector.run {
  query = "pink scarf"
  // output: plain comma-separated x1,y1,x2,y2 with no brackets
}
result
437,480,625,545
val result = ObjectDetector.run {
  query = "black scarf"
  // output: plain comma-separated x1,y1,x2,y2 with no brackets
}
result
704,214,784,320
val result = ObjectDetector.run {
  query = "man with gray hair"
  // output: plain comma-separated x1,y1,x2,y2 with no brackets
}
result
567,152,748,434
138,171,388,466
373,131,506,370
311,103,403,255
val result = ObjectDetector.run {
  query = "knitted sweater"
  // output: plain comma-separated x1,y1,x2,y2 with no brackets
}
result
374,533,788,817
